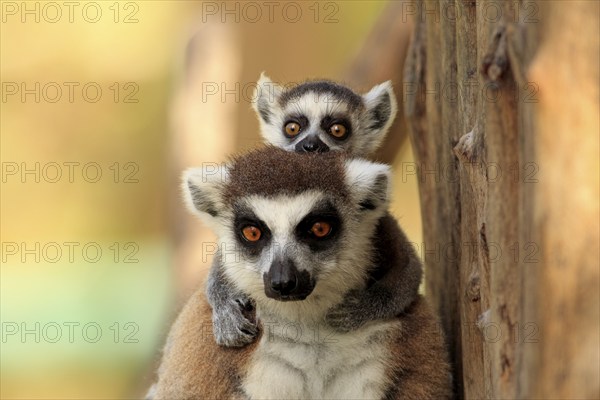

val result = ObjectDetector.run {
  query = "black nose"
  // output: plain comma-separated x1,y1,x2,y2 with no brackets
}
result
302,141,329,153
270,273,297,295
264,258,315,301
302,141,319,152
295,136,329,153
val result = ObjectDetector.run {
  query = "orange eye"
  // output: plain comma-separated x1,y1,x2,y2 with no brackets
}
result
285,122,301,137
242,226,262,242
310,222,332,238
329,124,347,138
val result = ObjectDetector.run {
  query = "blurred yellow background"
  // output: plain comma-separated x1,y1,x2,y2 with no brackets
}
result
0,1,420,398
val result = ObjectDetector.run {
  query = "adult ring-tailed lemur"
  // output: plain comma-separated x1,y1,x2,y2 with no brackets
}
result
150,147,451,399
145,76,450,399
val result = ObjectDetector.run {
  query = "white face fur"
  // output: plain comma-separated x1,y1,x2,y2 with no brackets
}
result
253,73,398,157
183,157,391,320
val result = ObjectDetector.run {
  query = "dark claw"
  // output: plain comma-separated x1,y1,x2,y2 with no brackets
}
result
236,298,255,312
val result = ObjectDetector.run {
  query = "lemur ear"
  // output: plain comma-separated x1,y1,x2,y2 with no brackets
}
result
361,81,398,153
344,159,391,212
253,72,283,125
182,165,230,219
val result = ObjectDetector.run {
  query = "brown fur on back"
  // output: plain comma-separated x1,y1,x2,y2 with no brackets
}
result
152,290,451,399
152,287,258,399
386,298,453,399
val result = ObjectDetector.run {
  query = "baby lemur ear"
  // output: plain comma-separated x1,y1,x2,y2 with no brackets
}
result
252,72,284,126
361,81,398,154
344,159,391,212
182,165,230,219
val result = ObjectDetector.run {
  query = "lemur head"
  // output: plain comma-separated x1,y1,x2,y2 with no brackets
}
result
183,147,390,314
252,74,398,157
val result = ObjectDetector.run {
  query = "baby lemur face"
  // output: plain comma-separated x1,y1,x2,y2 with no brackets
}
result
184,147,390,307
253,74,398,157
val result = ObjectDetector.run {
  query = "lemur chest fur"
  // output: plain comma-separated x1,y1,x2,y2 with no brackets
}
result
242,318,400,399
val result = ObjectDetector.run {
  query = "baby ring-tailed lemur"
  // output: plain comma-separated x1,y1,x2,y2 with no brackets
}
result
207,74,423,347
150,147,450,399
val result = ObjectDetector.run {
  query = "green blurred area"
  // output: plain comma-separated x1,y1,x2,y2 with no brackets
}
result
1,241,172,399
1,1,394,398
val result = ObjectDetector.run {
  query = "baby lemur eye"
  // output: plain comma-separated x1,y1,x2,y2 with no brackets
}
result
329,124,347,138
310,222,332,238
284,122,301,137
241,226,262,242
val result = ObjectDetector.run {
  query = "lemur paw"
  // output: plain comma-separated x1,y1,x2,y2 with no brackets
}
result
212,297,258,347
325,290,368,332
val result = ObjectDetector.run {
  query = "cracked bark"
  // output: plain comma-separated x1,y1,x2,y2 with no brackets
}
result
403,1,599,398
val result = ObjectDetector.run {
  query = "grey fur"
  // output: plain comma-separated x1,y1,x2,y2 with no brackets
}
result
325,213,423,331
205,77,419,347
206,250,258,347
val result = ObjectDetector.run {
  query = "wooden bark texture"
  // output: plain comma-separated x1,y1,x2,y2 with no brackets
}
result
403,1,599,398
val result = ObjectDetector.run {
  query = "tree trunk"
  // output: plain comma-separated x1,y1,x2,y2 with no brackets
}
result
403,1,599,398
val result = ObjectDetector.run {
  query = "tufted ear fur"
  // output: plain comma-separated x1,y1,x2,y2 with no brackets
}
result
182,164,230,220
252,72,284,126
344,159,391,212
360,81,398,154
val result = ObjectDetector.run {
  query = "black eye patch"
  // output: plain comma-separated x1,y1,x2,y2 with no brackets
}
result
295,203,342,252
233,212,271,256
282,114,309,138
320,115,352,141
